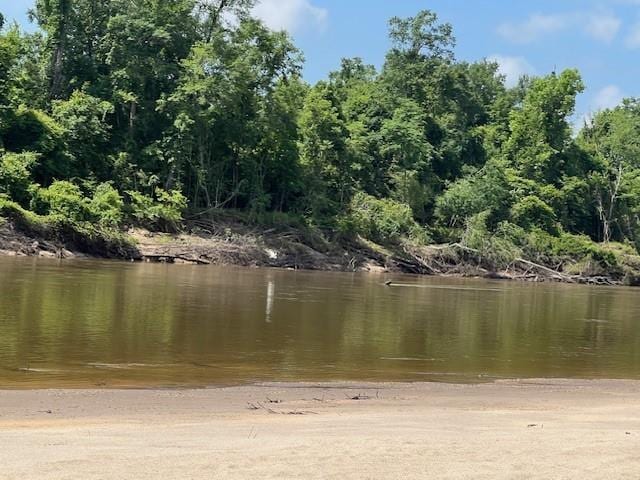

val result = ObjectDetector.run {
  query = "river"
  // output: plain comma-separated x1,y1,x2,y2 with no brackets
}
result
1,257,639,387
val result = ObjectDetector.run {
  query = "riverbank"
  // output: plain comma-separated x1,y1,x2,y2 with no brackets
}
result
2,215,640,286
1,380,639,479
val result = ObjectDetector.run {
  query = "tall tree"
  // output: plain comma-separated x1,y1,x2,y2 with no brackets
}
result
299,84,350,217
580,100,640,242
32,0,72,99
161,18,301,209
504,69,584,183
0,22,22,147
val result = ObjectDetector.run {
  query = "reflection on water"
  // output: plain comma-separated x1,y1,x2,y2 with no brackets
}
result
265,280,275,323
1,257,640,387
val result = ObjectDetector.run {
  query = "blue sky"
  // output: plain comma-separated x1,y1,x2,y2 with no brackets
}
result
4,0,640,123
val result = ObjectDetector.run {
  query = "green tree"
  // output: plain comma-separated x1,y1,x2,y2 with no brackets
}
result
0,22,21,142
1,2,639,258
298,84,350,218
579,100,640,243
162,18,301,209
435,162,512,228
504,70,584,183
379,99,433,217
52,90,114,179
0,152,37,205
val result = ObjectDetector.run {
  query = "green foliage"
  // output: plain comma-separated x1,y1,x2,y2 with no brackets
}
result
0,3,639,268
504,69,585,183
389,169,431,219
0,193,136,257
127,188,186,231
510,195,557,234
89,183,124,227
461,212,521,268
52,91,114,179
578,99,640,244
344,192,427,244
2,106,63,153
435,162,512,228
0,23,21,136
31,180,90,221
161,18,301,211
299,84,350,217
0,194,51,234
388,10,455,60
0,152,37,205
488,221,620,273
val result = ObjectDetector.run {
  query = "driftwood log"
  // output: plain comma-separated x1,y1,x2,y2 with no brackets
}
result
395,242,623,286
143,254,211,265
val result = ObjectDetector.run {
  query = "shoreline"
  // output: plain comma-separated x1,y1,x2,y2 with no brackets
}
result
3,373,640,391
2,379,640,479
2,219,638,287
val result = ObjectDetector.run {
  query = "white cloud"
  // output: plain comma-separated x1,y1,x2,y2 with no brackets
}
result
498,10,621,44
497,13,569,44
592,85,624,111
626,21,640,48
585,11,621,43
488,55,536,87
252,0,328,34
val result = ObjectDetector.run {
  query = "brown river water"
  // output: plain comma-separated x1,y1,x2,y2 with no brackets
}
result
1,257,639,388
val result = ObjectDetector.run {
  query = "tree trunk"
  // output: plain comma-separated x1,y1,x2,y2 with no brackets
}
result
49,0,71,99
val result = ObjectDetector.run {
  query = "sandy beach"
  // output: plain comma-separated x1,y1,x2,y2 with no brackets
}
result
1,380,640,479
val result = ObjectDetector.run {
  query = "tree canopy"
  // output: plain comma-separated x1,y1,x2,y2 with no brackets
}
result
1,4,639,261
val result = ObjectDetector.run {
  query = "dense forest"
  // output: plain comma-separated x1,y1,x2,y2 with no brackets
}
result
1,1,639,280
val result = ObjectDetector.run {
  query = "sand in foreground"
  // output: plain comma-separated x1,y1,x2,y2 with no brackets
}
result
1,380,640,479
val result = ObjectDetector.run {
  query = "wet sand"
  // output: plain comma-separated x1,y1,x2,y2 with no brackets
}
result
1,380,640,479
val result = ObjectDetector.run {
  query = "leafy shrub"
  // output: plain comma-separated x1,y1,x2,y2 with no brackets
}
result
551,232,618,268
30,180,91,221
1,108,70,182
156,188,187,225
549,232,595,258
0,195,53,235
498,224,619,272
0,194,137,258
52,91,114,179
2,107,63,154
435,163,512,228
345,192,427,244
510,195,558,234
462,212,521,268
127,188,187,231
389,169,431,219
89,183,124,227
0,152,37,206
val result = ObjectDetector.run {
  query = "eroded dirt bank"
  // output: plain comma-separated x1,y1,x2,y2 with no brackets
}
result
1,380,640,479
2,218,639,286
